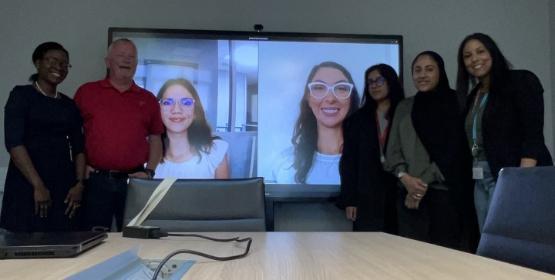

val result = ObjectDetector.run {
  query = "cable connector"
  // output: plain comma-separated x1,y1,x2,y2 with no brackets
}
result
122,226,167,239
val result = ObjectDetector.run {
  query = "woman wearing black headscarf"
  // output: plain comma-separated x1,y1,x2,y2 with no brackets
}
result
385,51,476,250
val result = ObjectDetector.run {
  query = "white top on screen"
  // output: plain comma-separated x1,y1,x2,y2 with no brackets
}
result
271,147,341,185
154,139,228,179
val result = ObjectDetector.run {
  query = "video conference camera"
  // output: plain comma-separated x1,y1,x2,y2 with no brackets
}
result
253,24,264,32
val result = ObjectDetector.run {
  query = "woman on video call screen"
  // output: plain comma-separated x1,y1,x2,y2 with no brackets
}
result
271,61,360,184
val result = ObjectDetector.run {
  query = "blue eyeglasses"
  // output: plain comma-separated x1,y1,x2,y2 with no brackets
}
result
159,97,195,110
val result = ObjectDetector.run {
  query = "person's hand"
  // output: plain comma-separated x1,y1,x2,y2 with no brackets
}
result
85,165,95,179
345,206,357,221
404,194,421,209
65,181,84,219
520,157,537,168
34,186,51,218
400,174,428,199
128,171,150,179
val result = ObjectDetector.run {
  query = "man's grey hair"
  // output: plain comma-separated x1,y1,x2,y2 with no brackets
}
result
107,38,136,56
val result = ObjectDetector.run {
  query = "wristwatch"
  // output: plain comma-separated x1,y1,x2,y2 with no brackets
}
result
397,172,407,179
144,168,155,179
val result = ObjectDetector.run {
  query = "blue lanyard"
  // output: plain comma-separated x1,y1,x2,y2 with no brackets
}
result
472,93,488,144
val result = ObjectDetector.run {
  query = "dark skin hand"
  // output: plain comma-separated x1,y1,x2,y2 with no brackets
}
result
34,185,51,218
64,182,84,218
9,146,52,218
65,153,86,218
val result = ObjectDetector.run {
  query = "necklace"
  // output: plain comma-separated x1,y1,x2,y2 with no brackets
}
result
34,82,59,99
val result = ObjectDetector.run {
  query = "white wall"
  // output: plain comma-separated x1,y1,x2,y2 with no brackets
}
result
0,0,553,167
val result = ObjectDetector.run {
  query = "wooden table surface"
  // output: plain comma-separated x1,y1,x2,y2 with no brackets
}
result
0,232,553,279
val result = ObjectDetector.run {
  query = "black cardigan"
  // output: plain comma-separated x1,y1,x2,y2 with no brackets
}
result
466,70,552,178
338,105,397,232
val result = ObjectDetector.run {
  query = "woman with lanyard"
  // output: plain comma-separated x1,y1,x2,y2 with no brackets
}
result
339,64,404,232
457,33,552,231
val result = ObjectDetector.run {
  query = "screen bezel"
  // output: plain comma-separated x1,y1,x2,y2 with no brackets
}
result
108,27,403,82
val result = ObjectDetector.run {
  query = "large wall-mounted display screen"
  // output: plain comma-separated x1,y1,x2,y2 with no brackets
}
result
109,28,402,187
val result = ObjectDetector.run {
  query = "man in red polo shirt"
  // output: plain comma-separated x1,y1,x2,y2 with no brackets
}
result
75,38,164,231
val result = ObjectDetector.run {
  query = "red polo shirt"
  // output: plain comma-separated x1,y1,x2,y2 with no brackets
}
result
75,79,164,171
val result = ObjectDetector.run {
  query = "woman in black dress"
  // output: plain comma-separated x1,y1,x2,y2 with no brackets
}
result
1,42,85,232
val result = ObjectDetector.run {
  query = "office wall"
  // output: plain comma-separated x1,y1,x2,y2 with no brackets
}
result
0,0,553,169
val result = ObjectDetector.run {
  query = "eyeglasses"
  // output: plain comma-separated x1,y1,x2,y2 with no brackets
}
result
307,82,353,100
159,97,195,110
367,76,386,87
42,57,72,69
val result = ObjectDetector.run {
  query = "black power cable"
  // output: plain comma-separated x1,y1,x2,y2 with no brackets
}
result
150,234,252,280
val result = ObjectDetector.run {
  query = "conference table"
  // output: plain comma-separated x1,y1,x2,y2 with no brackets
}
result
0,232,552,279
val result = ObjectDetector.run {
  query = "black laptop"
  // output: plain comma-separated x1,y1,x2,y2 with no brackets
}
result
0,231,107,259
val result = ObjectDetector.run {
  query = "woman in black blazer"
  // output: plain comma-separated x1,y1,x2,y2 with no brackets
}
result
456,33,552,231
338,64,404,232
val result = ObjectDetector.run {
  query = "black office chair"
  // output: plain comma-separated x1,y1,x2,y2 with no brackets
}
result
477,166,555,274
124,177,266,232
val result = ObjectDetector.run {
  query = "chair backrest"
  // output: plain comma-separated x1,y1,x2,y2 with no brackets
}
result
214,131,257,178
477,166,555,274
124,177,266,232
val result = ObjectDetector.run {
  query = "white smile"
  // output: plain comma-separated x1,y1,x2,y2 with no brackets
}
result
321,108,339,114
169,117,185,122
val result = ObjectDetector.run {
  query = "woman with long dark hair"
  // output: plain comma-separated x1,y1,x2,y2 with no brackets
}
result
338,64,403,232
2,42,85,231
456,33,552,231
385,51,475,249
272,61,359,184
154,78,229,179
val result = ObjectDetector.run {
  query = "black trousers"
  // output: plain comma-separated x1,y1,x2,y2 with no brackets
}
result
82,172,129,231
397,187,463,250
